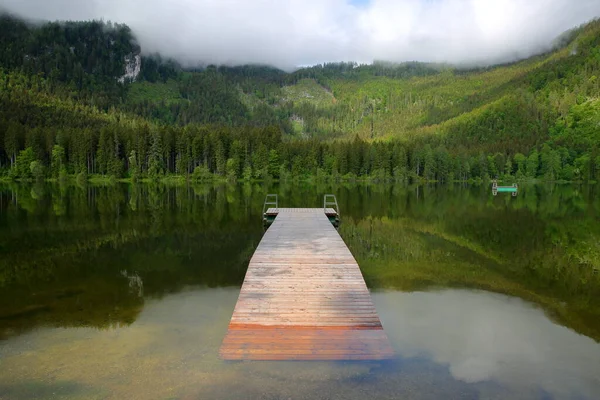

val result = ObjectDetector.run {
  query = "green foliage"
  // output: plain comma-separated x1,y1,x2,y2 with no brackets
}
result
15,147,36,180
127,80,181,104
29,160,44,181
550,98,600,153
75,171,87,186
0,15,138,108
128,150,139,182
226,158,238,182
1,16,600,182
58,169,68,184
526,150,539,178
148,130,164,180
242,166,253,182
139,54,180,83
281,79,335,108
192,165,213,182
51,145,66,178
268,150,280,179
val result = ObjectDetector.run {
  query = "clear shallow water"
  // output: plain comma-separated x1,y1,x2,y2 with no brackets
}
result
0,183,599,399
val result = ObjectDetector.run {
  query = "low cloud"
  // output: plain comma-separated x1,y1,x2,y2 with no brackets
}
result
1,0,599,69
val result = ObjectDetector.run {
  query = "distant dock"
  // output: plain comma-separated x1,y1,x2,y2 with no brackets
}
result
492,180,518,196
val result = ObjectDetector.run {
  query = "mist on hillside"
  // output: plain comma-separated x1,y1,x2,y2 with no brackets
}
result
1,0,599,70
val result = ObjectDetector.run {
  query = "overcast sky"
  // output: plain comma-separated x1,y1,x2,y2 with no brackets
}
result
1,0,599,69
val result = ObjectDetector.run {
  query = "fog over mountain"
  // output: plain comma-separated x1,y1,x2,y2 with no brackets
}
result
1,0,599,69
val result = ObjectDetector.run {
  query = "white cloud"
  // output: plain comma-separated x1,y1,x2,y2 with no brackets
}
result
1,0,599,69
374,290,600,398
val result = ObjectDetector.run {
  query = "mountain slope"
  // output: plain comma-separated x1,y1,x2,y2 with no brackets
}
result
0,15,599,182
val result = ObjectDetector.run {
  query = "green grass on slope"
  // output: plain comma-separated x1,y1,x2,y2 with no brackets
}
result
238,89,267,110
329,48,570,141
127,79,182,104
281,79,336,107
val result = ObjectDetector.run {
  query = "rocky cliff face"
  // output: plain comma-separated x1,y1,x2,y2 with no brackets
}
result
119,53,142,83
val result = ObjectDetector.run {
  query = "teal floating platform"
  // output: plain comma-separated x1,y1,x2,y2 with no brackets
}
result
492,180,518,196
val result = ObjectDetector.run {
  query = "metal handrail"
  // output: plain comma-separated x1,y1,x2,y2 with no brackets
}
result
263,194,278,215
323,194,340,216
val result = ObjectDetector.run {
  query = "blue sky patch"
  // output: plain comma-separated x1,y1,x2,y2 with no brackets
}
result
349,0,370,7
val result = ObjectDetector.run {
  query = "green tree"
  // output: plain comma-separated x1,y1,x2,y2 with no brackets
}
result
252,144,269,179
15,147,36,180
268,149,280,179
526,150,539,178
30,160,45,181
148,130,164,179
50,144,66,178
422,145,435,181
514,153,526,176
226,158,238,182
504,157,513,178
192,165,213,182
541,147,562,180
242,165,253,182
434,146,451,182
214,139,226,176
128,150,139,182
492,153,505,178
4,122,21,168
96,128,111,175
574,154,591,181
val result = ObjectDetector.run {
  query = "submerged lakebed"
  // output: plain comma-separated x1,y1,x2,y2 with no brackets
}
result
0,183,599,399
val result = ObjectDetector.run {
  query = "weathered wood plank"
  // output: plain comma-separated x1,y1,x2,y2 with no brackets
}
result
220,208,393,361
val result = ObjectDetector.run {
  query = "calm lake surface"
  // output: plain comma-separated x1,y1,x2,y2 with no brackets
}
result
0,183,599,400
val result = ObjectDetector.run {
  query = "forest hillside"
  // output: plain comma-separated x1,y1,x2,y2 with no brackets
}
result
1,14,599,182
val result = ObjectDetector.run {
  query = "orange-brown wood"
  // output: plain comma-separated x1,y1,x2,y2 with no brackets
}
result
220,208,394,361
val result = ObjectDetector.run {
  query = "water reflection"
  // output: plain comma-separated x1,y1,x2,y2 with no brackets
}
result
375,290,600,399
0,182,599,399
1,182,599,339
1,287,599,399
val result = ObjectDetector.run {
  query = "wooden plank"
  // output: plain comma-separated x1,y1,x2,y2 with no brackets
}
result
265,207,338,217
220,208,393,361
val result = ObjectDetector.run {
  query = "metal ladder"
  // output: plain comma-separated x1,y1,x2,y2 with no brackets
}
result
263,194,278,215
323,194,340,216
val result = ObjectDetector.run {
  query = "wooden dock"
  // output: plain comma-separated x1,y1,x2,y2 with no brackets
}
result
220,208,394,361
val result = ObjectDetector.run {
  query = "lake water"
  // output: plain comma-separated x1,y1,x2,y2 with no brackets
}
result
0,183,599,400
